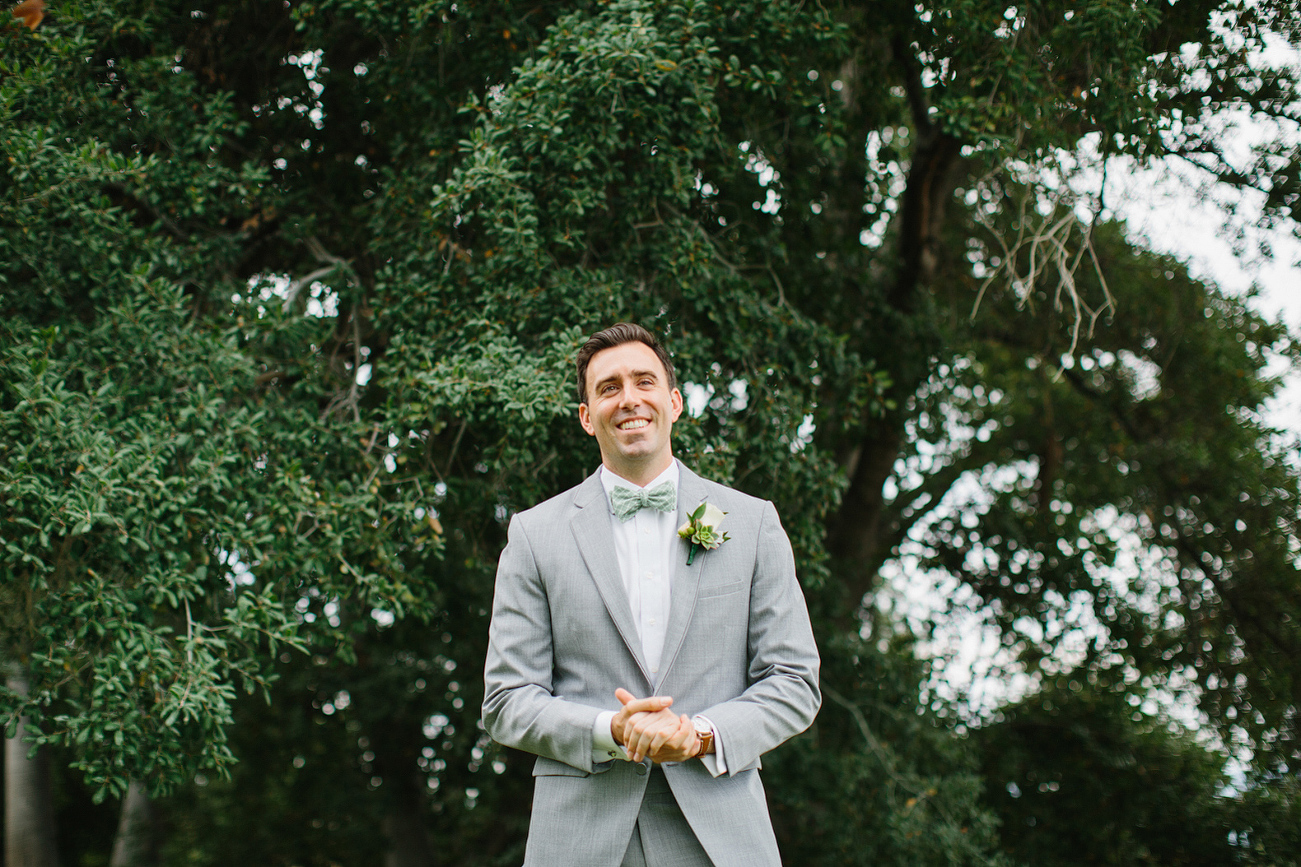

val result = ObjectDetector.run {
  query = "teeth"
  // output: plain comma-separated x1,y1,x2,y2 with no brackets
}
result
619,419,649,430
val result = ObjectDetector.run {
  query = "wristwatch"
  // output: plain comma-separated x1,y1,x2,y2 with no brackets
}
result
692,716,714,758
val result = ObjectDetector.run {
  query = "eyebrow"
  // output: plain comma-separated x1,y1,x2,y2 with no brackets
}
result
593,368,660,392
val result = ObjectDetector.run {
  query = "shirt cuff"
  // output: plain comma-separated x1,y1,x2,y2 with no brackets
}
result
592,710,627,763
694,715,727,777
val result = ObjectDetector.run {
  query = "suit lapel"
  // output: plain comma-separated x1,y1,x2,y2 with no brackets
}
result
570,470,653,686
657,462,708,688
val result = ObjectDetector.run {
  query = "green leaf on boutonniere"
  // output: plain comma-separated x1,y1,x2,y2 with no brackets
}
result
677,502,730,565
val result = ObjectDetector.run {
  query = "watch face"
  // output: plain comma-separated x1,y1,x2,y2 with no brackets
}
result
694,721,711,736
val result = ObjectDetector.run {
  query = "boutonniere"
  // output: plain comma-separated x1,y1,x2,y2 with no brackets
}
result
677,502,730,566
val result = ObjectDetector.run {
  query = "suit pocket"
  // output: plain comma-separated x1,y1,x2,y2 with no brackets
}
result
698,579,747,599
532,756,591,778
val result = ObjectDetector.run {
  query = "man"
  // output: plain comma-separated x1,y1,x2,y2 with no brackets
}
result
483,323,820,867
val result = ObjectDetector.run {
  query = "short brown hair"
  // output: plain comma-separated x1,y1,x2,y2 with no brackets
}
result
575,323,677,403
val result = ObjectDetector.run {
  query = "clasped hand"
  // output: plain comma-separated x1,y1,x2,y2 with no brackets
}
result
610,687,700,764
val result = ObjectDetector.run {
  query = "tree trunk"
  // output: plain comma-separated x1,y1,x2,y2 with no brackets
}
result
825,39,967,621
382,798,435,867
4,665,59,867
109,780,158,867
373,718,435,867
826,422,905,620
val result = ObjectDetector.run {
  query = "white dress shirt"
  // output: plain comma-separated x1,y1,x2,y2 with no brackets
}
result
589,462,727,775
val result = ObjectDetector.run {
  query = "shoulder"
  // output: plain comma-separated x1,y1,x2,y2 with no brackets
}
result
681,465,774,520
512,471,600,528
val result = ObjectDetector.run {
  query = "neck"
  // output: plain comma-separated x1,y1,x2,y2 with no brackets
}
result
602,455,674,488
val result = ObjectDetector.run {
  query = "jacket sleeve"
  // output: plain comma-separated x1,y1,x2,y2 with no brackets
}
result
697,500,821,774
482,515,608,772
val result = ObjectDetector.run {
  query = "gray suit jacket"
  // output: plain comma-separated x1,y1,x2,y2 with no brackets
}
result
482,462,820,867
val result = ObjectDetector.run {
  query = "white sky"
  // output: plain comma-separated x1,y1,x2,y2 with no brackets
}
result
1105,155,1301,431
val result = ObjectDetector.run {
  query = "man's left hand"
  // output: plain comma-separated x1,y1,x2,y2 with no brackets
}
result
614,688,700,763
645,712,701,764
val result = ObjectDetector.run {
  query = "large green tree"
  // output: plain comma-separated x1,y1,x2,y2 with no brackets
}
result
2,0,1298,864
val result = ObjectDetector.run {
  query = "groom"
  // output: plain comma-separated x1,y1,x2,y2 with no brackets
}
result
483,323,820,866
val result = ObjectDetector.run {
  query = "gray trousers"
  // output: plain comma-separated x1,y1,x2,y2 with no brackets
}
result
620,767,715,867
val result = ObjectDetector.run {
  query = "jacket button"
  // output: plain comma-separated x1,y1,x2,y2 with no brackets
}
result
635,763,648,776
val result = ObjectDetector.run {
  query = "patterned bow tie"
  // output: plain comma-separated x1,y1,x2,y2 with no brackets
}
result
610,481,677,522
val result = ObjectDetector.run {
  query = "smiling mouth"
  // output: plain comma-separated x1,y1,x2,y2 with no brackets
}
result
618,419,650,431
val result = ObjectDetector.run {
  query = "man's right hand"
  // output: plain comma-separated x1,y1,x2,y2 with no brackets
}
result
611,687,693,764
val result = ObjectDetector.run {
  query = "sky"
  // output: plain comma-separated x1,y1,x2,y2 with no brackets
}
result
1114,33,1301,430
1106,155,1301,430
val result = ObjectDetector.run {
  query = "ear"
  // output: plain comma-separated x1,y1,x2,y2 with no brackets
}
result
669,388,683,423
578,403,596,436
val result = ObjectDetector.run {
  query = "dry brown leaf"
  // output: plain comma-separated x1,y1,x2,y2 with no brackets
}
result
12,0,45,30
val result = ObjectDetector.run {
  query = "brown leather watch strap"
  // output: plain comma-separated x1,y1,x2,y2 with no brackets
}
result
693,718,714,758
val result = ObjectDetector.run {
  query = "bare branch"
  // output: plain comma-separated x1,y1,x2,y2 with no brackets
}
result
283,236,353,312
969,163,1115,362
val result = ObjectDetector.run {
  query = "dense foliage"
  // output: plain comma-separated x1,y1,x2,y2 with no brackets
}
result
2,0,1298,864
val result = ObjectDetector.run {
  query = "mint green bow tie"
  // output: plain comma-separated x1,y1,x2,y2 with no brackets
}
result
610,481,677,522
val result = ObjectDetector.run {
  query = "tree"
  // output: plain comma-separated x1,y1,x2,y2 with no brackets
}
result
976,681,1240,865
2,0,1298,863
5,665,58,867
1,0,446,807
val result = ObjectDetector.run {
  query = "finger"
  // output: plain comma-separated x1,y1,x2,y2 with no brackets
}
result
616,688,671,710
629,723,654,763
676,717,701,760
643,707,680,724
611,691,667,747
683,715,701,757
629,707,679,757
659,715,689,749
630,717,672,763
656,714,686,752
670,715,695,752
625,719,647,762
611,705,634,746
620,695,673,716
648,720,676,756
652,717,697,763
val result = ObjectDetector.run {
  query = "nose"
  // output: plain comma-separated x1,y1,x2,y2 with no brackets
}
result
616,385,638,408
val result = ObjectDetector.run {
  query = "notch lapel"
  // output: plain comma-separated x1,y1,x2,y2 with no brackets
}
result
570,471,654,686
656,462,708,688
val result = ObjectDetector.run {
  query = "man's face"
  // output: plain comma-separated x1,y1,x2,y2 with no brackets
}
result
578,341,683,484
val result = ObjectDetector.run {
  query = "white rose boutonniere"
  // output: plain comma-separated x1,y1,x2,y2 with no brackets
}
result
677,502,730,566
